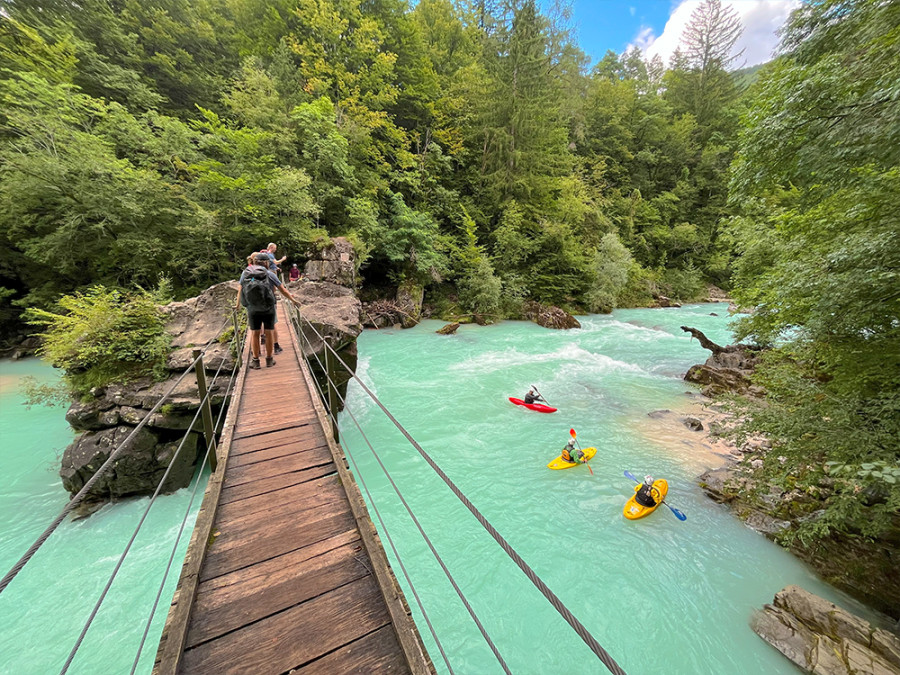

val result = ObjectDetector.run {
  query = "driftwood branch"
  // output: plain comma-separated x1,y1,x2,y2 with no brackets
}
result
681,326,726,355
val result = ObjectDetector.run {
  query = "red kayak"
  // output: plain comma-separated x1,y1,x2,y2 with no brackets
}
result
508,397,557,413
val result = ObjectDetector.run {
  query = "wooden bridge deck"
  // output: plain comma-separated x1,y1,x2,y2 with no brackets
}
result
155,302,432,675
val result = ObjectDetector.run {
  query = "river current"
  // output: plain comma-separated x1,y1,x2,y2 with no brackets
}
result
0,304,873,674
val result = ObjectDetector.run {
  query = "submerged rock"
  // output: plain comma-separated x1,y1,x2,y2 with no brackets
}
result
752,586,900,674
436,322,460,335
523,301,581,329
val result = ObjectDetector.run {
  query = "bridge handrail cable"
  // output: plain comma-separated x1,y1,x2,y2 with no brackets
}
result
288,306,627,675
56,319,243,674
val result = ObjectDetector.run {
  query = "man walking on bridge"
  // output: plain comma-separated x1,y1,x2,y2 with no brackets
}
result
237,252,303,369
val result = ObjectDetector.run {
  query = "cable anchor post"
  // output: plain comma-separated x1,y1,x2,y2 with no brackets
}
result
192,349,218,472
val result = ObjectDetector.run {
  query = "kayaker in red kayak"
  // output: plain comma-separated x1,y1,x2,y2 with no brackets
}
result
524,388,545,405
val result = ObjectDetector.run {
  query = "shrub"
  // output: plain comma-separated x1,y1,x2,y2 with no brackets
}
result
26,285,171,395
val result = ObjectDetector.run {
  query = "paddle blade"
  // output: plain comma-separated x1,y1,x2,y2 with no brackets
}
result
570,428,576,438
586,462,594,476
624,470,638,483
666,503,687,521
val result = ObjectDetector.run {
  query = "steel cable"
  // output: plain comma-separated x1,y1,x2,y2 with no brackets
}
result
290,309,460,675
59,347,232,675
292,310,628,675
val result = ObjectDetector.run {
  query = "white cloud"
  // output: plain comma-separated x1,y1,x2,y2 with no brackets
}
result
629,0,801,68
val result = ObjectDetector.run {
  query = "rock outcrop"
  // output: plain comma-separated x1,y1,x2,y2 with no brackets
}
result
523,301,581,329
752,586,900,675
436,322,460,335
681,325,765,397
60,281,237,511
302,237,356,287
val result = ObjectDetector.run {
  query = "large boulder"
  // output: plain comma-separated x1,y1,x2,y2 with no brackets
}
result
396,280,424,328
302,237,356,287
752,586,900,675
61,425,200,506
523,301,581,329
681,326,764,397
162,281,239,371
59,283,236,507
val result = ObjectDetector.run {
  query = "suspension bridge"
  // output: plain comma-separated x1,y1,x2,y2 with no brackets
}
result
0,293,627,675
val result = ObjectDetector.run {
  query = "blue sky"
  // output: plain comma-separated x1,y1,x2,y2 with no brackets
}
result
546,0,801,69
563,0,673,61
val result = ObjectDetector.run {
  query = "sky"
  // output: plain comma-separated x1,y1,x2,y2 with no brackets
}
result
556,0,801,69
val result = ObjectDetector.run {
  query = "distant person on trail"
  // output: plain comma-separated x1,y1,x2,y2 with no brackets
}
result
560,439,584,464
635,475,659,507
236,252,302,369
289,263,301,283
524,388,544,405
263,243,287,275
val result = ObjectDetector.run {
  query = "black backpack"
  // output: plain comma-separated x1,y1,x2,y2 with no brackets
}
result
243,266,276,312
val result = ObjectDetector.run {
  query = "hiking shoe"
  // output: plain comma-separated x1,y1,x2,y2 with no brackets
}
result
266,357,276,368
248,357,261,370
274,344,283,354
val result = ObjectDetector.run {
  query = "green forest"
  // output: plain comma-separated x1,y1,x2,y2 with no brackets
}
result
1,0,898,554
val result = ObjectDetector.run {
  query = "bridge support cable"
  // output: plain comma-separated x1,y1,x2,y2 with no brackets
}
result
290,309,628,675
290,311,460,675
59,333,240,675
0,318,233,596
129,330,245,675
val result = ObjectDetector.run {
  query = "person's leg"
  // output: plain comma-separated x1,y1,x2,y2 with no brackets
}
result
250,330,261,358
263,313,276,365
248,313,262,367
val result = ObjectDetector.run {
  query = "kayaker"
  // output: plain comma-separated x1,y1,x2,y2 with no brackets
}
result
561,439,585,464
635,475,659,507
524,388,544,405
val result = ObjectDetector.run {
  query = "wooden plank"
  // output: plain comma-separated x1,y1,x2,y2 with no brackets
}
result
201,508,357,580
216,474,344,522
300,625,411,675
225,445,332,485
286,317,435,675
186,541,371,648
230,427,319,454
154,340,252,675
233,419,307,439
180,576,392,674
227,436,328,468
219,464,335,504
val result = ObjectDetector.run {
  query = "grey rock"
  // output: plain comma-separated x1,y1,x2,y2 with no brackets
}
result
682,416,704,431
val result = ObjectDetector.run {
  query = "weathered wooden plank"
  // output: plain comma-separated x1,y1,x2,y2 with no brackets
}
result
227,436,328,469
229,426,319,454
299,625,411,675
219,464,335,505
179,576,392,674
233,419,307,439
225,445,333,486
216,474,344,522
201,508,356,580
187,541,371,648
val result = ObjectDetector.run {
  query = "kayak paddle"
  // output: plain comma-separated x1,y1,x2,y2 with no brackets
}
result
624,470,686,521
570,428,593,475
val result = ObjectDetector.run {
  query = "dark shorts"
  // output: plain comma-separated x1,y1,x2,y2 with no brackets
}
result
247,310,276,331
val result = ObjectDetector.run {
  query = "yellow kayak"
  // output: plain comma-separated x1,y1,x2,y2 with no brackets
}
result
547,446,597,470
623,479,668,519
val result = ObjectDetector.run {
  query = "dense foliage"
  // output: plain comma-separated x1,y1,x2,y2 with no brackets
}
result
0,0,751,339
729,0,900,545
25,284,171,394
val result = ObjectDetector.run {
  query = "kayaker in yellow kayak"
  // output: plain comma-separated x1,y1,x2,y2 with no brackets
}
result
635,475,661,506
561,439,586,464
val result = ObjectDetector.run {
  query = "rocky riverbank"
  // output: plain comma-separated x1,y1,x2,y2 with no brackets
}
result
672,326,900,622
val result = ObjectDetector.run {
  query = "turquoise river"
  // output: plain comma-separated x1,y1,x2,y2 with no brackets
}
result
0,303,879,674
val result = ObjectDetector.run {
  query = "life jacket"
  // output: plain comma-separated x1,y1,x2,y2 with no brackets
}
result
635,484,657,507
243,265,276,313
561,446,572,462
